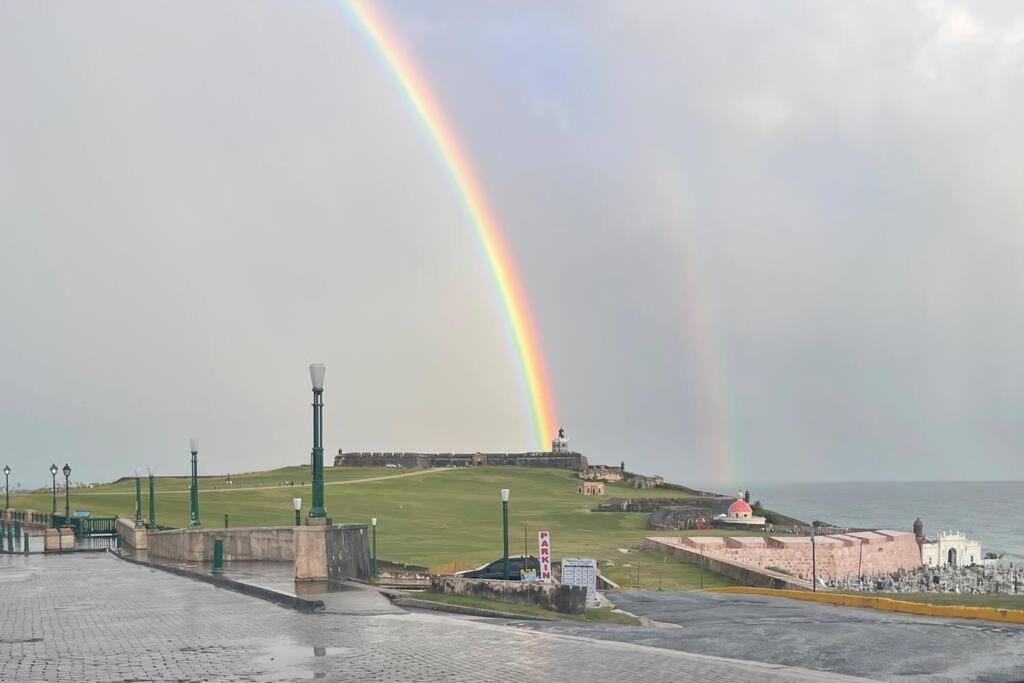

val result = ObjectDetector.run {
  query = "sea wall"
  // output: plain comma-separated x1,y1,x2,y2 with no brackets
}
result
644,537,810,589
430,576,586,614
334,451,587,471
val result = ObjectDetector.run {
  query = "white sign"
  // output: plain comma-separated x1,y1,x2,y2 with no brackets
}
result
562,557,599,607
538,530,552,582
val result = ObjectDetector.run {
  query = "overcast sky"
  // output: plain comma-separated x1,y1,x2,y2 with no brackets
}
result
1,1,1022,487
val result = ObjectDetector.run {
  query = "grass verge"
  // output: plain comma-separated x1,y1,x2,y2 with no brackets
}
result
413,591,644,624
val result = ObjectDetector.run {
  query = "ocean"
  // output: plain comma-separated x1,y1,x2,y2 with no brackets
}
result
702,481,1024,561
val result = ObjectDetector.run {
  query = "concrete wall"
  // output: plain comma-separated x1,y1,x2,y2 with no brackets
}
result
431,576,586,614
334,451,587,470
116,517,147,550
326,524,371,581
148,526,294,562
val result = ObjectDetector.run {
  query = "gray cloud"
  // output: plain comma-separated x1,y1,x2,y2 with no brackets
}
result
1,1,1021,487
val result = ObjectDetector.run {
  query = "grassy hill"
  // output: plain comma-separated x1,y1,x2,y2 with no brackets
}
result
10,466,743,588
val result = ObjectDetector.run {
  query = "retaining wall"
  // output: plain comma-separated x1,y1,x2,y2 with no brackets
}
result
148,526,294,562
644,537,810,589
431,576,586,614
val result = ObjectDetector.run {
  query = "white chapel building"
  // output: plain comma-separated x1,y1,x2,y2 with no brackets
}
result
915,518,982,568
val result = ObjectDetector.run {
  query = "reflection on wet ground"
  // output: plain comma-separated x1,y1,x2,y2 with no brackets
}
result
3,533,116,553
121,548,402,615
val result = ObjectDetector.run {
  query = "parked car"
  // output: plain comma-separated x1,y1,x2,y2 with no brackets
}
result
455,555,540,580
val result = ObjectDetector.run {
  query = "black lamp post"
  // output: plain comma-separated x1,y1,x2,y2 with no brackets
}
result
62,463,71,522
49,464,58,517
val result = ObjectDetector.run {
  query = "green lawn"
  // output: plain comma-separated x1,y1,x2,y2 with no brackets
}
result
847,592,1024,611
12,466,737,582
601,549,740,590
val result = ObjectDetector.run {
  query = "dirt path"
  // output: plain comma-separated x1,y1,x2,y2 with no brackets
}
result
19,467,456,497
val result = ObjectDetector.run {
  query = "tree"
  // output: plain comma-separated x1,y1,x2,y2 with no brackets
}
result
620,461,626,472
744,490,751,503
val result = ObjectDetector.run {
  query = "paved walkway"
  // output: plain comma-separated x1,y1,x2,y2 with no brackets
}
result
520,590,1024,682
0,553,867,682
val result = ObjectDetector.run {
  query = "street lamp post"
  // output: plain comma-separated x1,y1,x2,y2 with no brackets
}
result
148,466,156,530
62,464,71,522
189,437,200,527
49,464,58,519
811,524,817,593
134,468,143,528
501,488,510,580
308,363,327,521
3,465,10,510
371,517,378,579
293,497,302,526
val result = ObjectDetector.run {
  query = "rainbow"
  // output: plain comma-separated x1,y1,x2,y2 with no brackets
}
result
344,0,557,450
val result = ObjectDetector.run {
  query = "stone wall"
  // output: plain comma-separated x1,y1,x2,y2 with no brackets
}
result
649,530,922,582
431,576,586,614
334,450,587,471
148,527,294,563
644,537,809,590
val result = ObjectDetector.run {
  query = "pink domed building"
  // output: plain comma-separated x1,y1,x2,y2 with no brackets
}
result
716,493,767,530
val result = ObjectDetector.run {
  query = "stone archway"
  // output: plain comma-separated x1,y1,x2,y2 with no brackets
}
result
948,548,957,567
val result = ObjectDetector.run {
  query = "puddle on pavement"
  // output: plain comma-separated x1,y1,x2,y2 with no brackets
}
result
256,641,353,680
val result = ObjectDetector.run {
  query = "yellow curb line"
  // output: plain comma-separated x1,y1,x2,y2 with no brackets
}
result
707,586,1024,624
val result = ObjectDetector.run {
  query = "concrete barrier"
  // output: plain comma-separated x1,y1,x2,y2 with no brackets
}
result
431,576,586,615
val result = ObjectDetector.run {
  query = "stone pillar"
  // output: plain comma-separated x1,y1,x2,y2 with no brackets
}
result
43,528,60,552
59,527,75,550
294,526,328,581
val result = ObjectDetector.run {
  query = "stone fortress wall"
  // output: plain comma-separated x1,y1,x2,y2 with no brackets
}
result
334,450,587,470
667,530,922,581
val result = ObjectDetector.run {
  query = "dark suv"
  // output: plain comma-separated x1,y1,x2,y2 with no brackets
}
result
455,555,541,580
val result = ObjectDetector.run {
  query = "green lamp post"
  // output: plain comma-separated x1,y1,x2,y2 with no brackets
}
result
3,465,10,510
308,363,327,521
49,464,58,518
62,463,71,521
148,466,156,530
134,468,143,528
371,517,378,578
189,437,200,527
501,488,510,580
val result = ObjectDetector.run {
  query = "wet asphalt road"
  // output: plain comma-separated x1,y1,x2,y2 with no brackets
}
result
515,590,1024,682
0,553,864,682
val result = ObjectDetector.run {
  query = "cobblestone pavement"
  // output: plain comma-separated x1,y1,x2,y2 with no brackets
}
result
0,554,867,682
516,590,1024,682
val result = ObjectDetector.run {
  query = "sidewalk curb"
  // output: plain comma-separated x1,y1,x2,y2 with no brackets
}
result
108,550,325,613
391,596,555,621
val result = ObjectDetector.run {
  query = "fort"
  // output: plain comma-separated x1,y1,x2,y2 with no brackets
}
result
333,427,587,471
334,450,587,470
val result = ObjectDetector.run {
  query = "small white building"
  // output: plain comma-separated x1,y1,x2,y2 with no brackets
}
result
921,530,982,568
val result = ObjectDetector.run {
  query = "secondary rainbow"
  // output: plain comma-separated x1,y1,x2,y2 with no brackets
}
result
345,0,557,450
